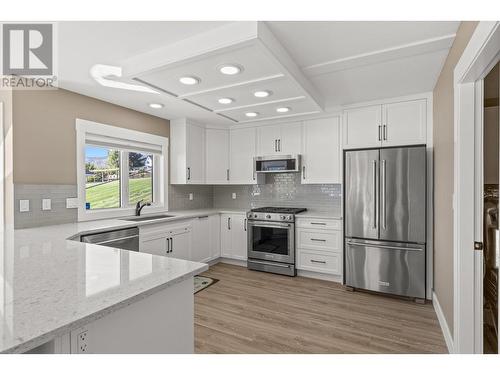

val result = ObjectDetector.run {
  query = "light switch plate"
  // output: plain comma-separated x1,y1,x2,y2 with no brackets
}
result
66,197,78,209
189,193,194,201
42,198,51,210
19,199,30,212
232,193,237,200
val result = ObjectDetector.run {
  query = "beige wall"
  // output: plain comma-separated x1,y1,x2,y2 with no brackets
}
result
12,88,169,185
433,21,478,336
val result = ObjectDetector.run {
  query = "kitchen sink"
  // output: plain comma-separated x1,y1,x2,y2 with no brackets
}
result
120,214,175,222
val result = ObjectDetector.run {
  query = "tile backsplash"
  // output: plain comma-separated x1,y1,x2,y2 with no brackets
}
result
14,175,340,228
213,173,341,211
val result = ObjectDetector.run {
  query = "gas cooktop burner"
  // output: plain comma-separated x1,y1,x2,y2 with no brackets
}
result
250,207,307,214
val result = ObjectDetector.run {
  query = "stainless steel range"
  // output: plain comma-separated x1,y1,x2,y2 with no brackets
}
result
246,207,307,277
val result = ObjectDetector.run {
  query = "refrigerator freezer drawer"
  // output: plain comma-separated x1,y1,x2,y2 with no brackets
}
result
345,240,425,299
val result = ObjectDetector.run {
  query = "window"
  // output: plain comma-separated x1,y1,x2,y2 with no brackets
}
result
76,119,168,221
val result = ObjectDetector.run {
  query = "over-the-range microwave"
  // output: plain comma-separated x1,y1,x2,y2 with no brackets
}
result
254,154,301,173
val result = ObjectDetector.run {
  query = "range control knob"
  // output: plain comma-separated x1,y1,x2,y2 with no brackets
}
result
253,214,258,219
287,215,293,220
247,213,252,218
266,214,272,219
280,215,286,220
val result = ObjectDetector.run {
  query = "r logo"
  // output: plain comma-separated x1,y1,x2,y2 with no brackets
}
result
2,23,53,75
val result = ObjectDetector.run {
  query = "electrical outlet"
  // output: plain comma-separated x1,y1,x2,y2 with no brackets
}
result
232,193,237,200
42,198,51,210
66,197,78,209
189,193,194,201
19,199,30,212
77,330,89,353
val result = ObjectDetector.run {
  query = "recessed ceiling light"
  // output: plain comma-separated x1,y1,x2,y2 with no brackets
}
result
218,97,234,105
276,107,290,113
254,90,272,98
179,76,200,85
245,112,259,118
149,103,164,109
219,64,243,75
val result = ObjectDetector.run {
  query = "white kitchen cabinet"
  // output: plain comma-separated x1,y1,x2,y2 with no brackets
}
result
229,127,257,184
191,215,211,262
343,99,427,149
209,214,221,260
139,222,192,260
382,99,426,147
301,116,341,184
343,105,382,149
170,118,205,184
256,122,302,155
205,128,230,184
220,213,247,260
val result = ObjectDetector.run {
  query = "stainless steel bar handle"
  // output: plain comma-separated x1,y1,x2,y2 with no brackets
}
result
346,241,423,252
187,167,191,181
310,259,327,264
228,217,231,230
226,169,230,181
383,125,387,140
378,125,381,141
310,238,326,242
170,237,173,253
372,160,377,229
95,235,139,245
278,139,281,152
244,218,247,231
381,159,386,230
274,139,277,152
302,165,306,179
310,222,326,226
166,238,170,254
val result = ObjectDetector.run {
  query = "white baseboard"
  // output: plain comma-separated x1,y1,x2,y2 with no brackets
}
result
217,257,247,267
297,269,342,283
432,291,454,353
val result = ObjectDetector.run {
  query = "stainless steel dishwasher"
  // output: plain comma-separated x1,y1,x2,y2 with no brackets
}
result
80,227,139,251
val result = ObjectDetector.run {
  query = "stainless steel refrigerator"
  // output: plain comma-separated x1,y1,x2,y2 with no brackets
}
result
344,145,426,300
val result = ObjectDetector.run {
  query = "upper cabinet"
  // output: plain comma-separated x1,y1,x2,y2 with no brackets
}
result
256,122,302,155
170,119,205,184
205,128,230,184
229,127,258,184
343,99,427,149
302,116,341,184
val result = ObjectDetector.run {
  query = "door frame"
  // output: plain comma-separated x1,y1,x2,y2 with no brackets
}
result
453,21,500,354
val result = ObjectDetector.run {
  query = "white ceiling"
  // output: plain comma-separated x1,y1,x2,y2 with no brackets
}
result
57,21,460,125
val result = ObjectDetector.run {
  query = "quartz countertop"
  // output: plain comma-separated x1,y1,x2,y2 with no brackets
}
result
0,208,254,353
296,209,342,220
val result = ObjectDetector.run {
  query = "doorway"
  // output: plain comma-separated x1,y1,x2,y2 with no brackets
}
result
482,62,499,353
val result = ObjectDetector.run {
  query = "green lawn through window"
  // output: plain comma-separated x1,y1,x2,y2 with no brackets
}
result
85,177,152,210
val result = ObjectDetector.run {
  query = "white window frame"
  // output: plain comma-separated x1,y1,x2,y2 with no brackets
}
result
76,118,169,221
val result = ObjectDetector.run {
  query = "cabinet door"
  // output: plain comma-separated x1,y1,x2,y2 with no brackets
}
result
191,216,211,262
343,105,382,149
257,125,281,155
302,117,341,184
205,128,229,184
140,233,168,257
230,214,248,260
220,214,232,257
209,214,221,259
229,127,257,184
382,99,426,147
170,227,191,261
186,124,205,184
279,122,302,154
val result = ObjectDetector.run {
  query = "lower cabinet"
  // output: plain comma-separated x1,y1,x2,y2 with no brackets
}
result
220,213,247,260
296,217,343,276
139,221,192,260
191,214,221,262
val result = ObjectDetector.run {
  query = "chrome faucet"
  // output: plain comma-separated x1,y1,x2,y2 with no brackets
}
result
135,200,151,216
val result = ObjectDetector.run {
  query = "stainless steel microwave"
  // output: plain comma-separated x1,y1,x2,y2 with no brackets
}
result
254,154,301,173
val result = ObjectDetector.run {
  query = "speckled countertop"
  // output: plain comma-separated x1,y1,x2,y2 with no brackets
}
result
0,208,248,354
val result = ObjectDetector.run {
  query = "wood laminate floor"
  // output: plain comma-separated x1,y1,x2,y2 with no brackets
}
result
194,263,447,354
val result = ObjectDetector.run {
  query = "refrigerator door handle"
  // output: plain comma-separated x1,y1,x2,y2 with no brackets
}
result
346,241,423,252
381,159,386,230
372,160,377,229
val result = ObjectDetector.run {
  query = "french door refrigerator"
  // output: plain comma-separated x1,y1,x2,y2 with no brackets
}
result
344,145,426,300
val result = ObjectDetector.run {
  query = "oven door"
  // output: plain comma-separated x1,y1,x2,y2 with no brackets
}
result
247,220,294,264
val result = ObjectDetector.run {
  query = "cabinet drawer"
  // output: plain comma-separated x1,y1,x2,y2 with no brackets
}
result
297,228,341,252
298,251,342,275
296,218,341,230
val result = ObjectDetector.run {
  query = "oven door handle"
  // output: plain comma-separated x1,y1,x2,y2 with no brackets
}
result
247,220,292,229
